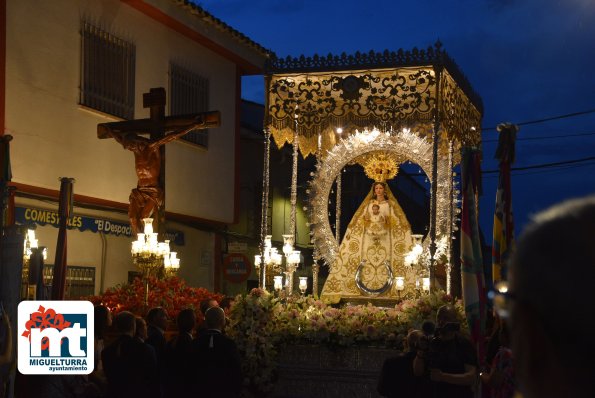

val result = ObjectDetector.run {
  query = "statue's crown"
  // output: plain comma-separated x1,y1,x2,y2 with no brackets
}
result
361,152,399,182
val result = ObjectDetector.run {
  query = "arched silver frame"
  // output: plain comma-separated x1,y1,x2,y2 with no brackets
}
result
308,128,443,268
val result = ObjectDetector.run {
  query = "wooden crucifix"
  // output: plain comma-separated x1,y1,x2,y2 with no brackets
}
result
98,87,220,235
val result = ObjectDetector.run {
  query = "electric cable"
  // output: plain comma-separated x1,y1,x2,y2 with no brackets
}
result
482,108,595,131
483,130,595,143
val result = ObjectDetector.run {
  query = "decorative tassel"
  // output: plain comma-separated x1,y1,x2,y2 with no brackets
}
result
209,335,214,348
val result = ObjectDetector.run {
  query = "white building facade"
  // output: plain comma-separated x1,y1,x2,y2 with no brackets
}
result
2,0,270,294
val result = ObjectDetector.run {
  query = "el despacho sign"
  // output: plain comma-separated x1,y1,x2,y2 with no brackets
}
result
15,206,184,245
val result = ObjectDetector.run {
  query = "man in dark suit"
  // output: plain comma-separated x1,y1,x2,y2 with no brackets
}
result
145,306,168,362
102,311,159,398
192,306,242,397
163,308,196,397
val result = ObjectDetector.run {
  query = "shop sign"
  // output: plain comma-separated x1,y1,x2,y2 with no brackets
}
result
15,206,184,245
227,241,247,253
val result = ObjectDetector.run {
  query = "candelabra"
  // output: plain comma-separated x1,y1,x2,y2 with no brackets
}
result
22,229,47,299
131,218,180,304
254,234,301,295
254,235,282,290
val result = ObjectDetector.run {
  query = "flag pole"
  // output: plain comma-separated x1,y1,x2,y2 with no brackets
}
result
492,123,518,284
51,177,75,300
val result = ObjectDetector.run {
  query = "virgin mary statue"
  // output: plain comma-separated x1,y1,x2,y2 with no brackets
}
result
321,158,414,303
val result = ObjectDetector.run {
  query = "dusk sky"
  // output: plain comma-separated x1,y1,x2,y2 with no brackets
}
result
200,0,595,241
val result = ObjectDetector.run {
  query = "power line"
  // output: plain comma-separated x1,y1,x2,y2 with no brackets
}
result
483,161,595,179
400,156,595,179
482,156,595,174
483,130,595,143
482,108,595,132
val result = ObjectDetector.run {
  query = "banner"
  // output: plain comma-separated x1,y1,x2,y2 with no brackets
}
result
460,148,486,364
15,206,184,245
492,123,518,283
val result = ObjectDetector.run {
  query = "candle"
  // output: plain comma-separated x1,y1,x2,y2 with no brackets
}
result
274,276,283,291
395,276,405,291
422,277,430,292
299,276,308,293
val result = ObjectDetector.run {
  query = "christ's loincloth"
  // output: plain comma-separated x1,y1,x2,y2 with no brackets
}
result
129,186,164,219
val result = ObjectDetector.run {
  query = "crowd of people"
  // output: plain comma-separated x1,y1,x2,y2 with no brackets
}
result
6,195,594,397
378,304,513,398
13,296,240,398
92,297,241,398
377,195,595,398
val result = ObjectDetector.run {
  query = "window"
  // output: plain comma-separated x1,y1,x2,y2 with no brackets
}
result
43,265,96,299
169,63,210,147
80,22,135,119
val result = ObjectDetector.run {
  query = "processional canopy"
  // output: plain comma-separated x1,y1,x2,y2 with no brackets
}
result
264,42,483,160
263,43,484,300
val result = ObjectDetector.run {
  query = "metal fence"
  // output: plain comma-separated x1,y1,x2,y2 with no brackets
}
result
43,265,96,299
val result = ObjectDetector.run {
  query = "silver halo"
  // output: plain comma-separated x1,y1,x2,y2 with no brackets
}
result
308,128,433,268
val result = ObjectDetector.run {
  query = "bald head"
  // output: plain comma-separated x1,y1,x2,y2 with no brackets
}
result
205,306,225,330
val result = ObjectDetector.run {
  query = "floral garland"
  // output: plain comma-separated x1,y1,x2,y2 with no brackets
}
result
226,288,280,395
89,280,465,395
227,289,465,395
88,276,223,319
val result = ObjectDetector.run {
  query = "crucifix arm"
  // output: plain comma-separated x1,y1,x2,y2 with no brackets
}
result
149,111,221,148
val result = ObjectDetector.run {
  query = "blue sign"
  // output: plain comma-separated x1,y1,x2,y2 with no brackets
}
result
15,206,184,245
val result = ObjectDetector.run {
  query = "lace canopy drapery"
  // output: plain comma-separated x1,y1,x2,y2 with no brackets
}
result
265,43,482,158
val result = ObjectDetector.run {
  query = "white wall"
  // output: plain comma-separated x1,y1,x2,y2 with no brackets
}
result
4,0,255,290
6,0,236,223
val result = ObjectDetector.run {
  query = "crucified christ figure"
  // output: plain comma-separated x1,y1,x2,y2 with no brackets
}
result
99,109,220,234
113,126,191,234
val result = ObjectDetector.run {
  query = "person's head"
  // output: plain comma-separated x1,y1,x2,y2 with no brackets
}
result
372,203,380,215
204,306,225,330
94,305,112,339
435,304,460,340
509,195,595,397
146,307,168,330
219,296,235,311
177,308,196,334
135,316,148,341
114,311,136,336
404,329,422,352
373,182,387,200
200,299,219,317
